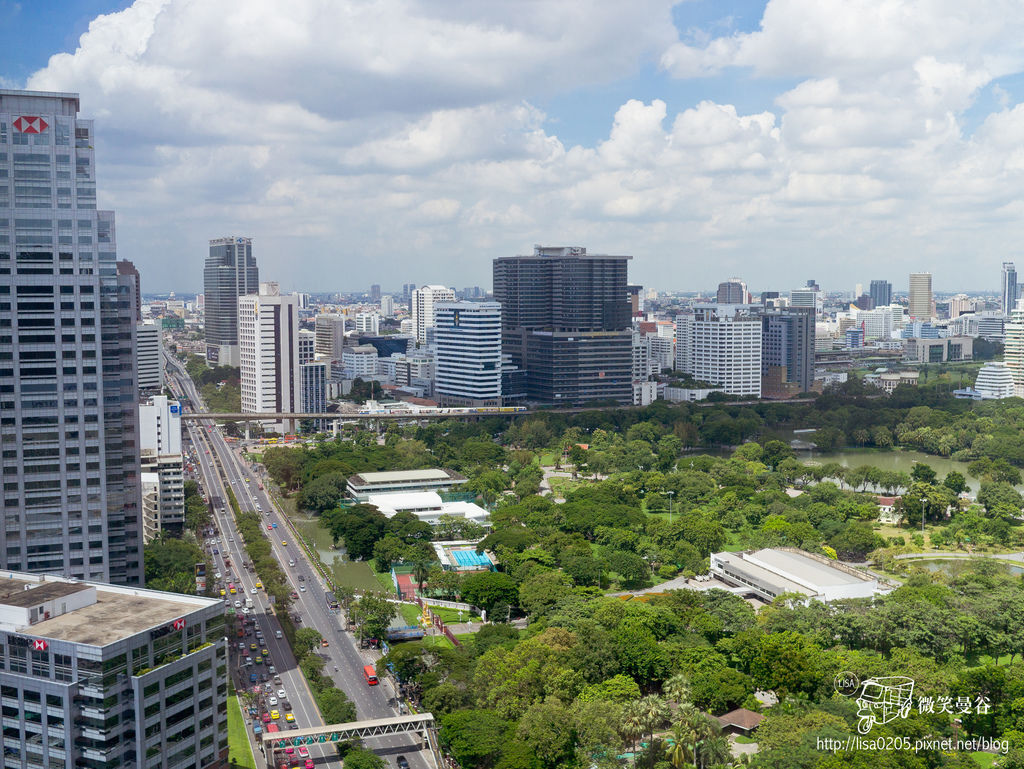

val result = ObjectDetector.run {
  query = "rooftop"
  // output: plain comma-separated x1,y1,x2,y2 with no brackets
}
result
349,469,464,486
0,580,88,608
750,548,873,587
28,591,201,646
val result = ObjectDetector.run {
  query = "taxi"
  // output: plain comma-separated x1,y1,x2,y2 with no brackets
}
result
285,712,295,723
219,589,226,596
255,581,263,589
282,541,287,547
262,649,270,657
270,710,280,720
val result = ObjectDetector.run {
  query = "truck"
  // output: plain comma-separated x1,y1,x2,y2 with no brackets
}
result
385,625,426,642
245,598,254,609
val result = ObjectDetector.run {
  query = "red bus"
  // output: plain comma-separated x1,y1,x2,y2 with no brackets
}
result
266,723,280,734
363,665,378,685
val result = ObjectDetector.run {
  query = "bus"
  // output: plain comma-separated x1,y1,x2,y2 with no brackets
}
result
363,665,378,685
266,723,279,735
325,592,339,611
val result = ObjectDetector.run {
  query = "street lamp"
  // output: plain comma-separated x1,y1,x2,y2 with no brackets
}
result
920,496,927,541
667,490,675,525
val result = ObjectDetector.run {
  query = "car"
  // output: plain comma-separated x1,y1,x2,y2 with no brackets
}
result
241,607,249,615
250,643,258,651
275,630,283,639
298,747,309,758
261,673,269,682
263,649,270,657
219,589,226,597
214,571,222,579
320,639,329,648
297,575,305,581
264,683,272,692
396,756,409,769
234,601,241,608
213,549,219,555
268,696,278,706
254,656,262,664
251,587,258,594
281,699,291,711
270,710,280,720
299,585,306,592
268,665,277,675
249,673,258,683
285,713,295,723
255,581,263,589
267,525,273,531
277,689,286,699
305,760,314,769
237,642,246,650
281,541,287,546
290,591,299,599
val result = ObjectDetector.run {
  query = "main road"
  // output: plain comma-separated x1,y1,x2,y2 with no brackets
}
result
166,354,434,769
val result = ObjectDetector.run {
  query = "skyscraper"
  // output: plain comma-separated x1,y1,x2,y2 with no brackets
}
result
203,235,258,366
1005,305,1024,398
380,294,395,317
908,272,933,319
434,301,502,406
136,319,164,392
238,282,301,432
369,283,381,303
716,278,748,304
493,245,633,404
0,89,143,584
411,285,455,344
1002,262,1018,315
760,307,815,398
869,280,892,309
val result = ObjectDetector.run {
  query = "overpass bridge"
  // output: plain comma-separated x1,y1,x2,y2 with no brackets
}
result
259,713,437,768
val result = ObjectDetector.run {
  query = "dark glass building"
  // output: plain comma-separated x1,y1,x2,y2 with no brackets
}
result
203,236,258,366
493,245,632,405
869,279,892,309
0,89,143,584
759,307,815,399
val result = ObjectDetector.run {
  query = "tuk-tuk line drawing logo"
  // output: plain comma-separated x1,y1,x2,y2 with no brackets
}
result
834,672,993,734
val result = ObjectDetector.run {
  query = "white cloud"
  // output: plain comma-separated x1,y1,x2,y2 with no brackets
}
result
15,0,1024,292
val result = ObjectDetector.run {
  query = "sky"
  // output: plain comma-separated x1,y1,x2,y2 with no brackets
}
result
4,0,1024,295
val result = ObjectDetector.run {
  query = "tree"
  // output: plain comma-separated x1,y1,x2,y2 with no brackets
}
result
298,472,349,513
460,572,519,614
943,471,968,496
514,699,576,768
373,535,409,573
351,593,398,642
412,559,432,596
440,709,509,769
749,630,822,697
518,571,574,618
317,686,357,723
338,747,386,769
294,627,323,658
910,462,937,484
144,536,205,595
663,672,691,705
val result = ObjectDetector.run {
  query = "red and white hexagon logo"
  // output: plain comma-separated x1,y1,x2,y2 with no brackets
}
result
172,618,186,631
13,116,49,134
32,639,48,651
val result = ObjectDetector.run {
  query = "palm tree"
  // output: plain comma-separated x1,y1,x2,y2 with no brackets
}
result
412,560,431,597
669,705,727,769
620,699,647,760
637,694,671,767
663,672,691,706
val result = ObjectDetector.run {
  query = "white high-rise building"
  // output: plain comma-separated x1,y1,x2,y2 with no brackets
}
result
137,319,164,392
342,345,379,379
908,272,933,319
380,295,395,317
974,362,1016,399
411,285,456,344
298,328,315,364
238,282,301,431
139,395,184,536
355,312,381,335
1005,305,1024,398
789,287,823,315
315,313,346,359
434,302,502,406
676,306,762,396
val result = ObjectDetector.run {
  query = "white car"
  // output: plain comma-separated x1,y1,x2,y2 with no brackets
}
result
214,572,222,579
268,696,278,706
250,587,258,594
277,689,287,699
234,601,241,608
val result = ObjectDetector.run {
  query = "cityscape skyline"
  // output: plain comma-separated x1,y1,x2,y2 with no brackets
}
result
6,2,1024,292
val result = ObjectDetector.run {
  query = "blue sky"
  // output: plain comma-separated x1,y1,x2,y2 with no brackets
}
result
5,1,1024,294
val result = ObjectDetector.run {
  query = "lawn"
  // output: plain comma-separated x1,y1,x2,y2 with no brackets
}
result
972,751,999,768
227,696,257,769
289,513,383,593
547,475,586,498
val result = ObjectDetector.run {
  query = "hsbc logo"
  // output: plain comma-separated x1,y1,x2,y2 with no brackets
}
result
172,618,186,631
31,639,48,651
13,116,49,134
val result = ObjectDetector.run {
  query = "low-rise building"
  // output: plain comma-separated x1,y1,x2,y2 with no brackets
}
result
367,492,490,527
710,547,878,602
347,469,467,501
0,573,227,769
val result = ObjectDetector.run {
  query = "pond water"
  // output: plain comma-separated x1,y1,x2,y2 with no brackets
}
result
800,447,985,494
908,558,1024,577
